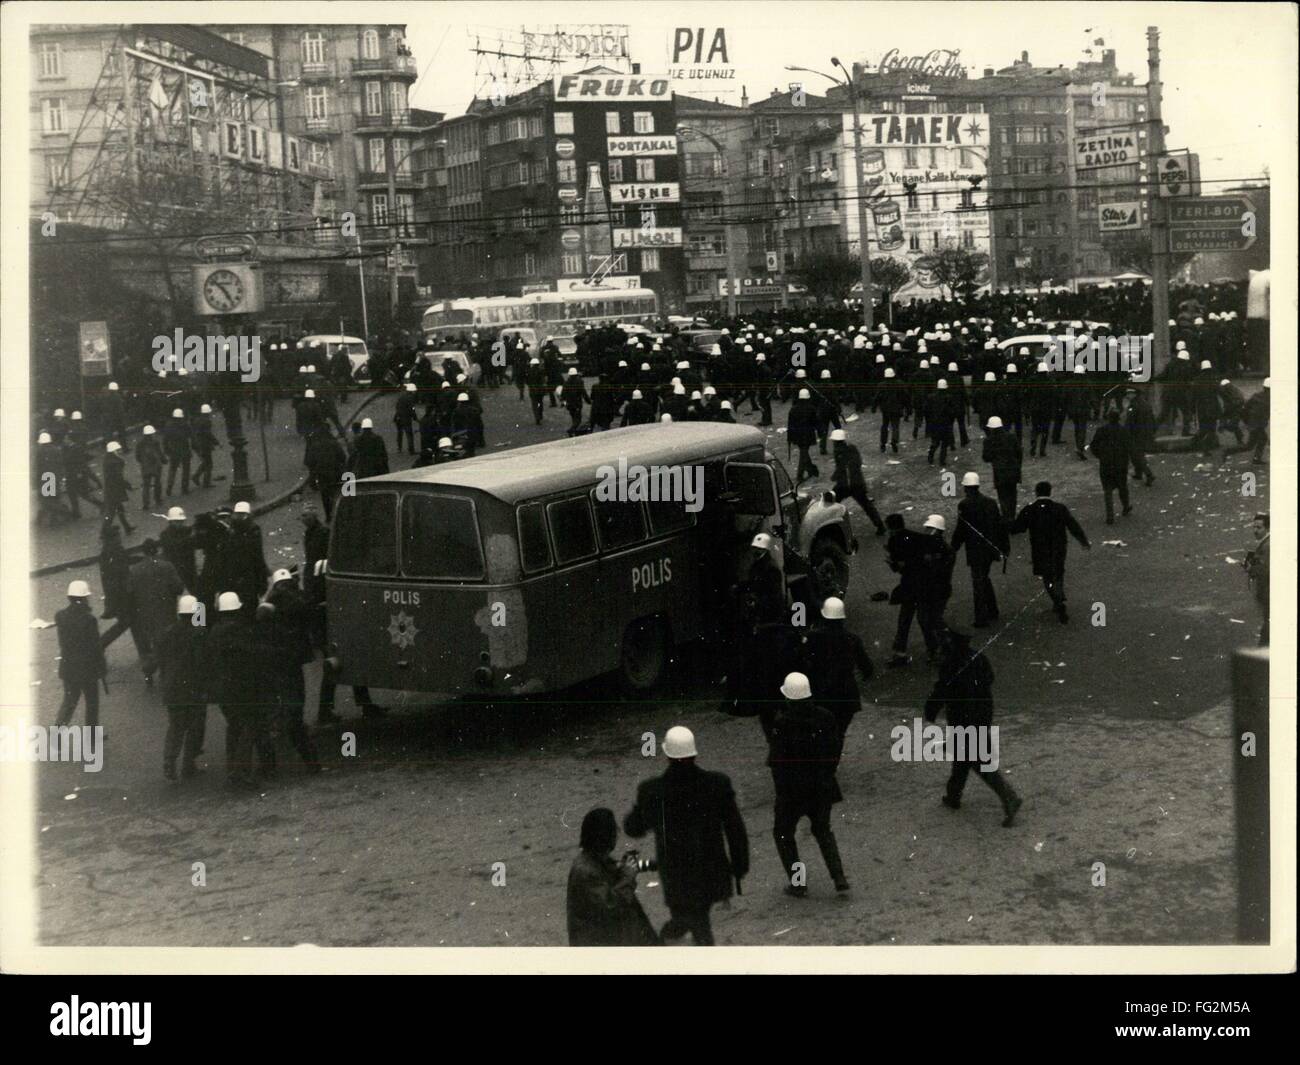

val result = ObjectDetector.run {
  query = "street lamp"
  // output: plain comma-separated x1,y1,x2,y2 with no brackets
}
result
786,60,875,329
677,125,740,319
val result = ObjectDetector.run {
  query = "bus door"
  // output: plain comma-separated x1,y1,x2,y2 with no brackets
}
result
724,459,788,592
539,493,609,690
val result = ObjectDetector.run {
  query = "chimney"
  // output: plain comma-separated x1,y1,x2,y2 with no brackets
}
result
1021,50,1029,63
741,85,749,108
983,67,994,78
631,62,641,74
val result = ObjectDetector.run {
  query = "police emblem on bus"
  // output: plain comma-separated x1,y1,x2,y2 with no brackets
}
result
387,611,418,649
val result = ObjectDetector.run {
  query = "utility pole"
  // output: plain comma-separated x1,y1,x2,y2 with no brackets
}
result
832,57,874,330
386,133,401,326
1147,26,1170,383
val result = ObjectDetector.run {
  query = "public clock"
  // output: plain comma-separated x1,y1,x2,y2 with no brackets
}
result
203,268,245,312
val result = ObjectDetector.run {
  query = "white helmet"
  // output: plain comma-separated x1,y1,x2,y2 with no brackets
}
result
1263,378,1270,388
1200,360,1212,370
71,411,83,421
66,580,92,598
405,382,417,392
217,591,242,612
947,362,958,372
1006,364,1018,374
234,500,251,514
270,568,293,586
676,360,689,370
107,382,119,391
360,417,374,429
438,437,454,448
703,386,717,396
631,389,643,400
751,533,774,551
830,428,847,442
166,506,186,521
883,368,896,379
923,514,946,531
457,392,470,402
936,379,948,390
821,597,846,621
795,369,807,379
720,400,733,410
673,384,686,396
962,471,981,487
780,672,812,700
797,388,811,399
142,425,156,436
106,441,122,453
919,360,929,369
304,389,316,398
200,404,212,414
984,372,997,382
663,726,697,759
820,369,831,379
1074,364,1087,374
690,390,702,401
172,407,184,418
177,594,199,615
875,354,886,364
660,413,673,423
1175,340,1186,350
37,432,52,444
986,416,1003,429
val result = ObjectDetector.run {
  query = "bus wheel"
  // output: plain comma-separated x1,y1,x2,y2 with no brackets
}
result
810,538,850,602
620,618,670,693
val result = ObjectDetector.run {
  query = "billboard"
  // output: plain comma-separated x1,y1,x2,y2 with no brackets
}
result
613,227,683,248
78,322,112,377
553,74,672,102
1075,128,1139,170
611,182,681,204
607,135,677,156
1099,201,1143,232
856,113,988,147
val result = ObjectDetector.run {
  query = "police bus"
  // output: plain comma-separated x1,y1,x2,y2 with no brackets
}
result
325,423,854,699
421,288,659,346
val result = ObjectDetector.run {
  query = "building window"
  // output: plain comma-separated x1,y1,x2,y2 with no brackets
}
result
562,252,583,275
371,194,389,225
528,114,543,137
302,32,326,67
908,233,921,251
557,159,576,183
46,156,68,190
928,148,939,167
362,29,380,59
560,205,581,225
635,158,654,181
369,138,386,172
962,229,974,248
904,184,918,209
387,83,406,117
930,192,939,211
524,252,537,275
763,117,780,137
641,249,660,272
554,111,574,135
307,87,328,123
394,137,411,175
39,41,62,78
608,158,624,183
605,111,621,135
633,111,653,134
365,82,382,116
904,148,919,168
397,193,415,236
41,97,65,134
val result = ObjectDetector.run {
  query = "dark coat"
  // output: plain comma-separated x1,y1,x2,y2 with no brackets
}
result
156,620,212,706
352,430,389,479
227,521,269,604
128,557,184,648
803,622,873,735
103,451,131,505
787,398,819,447
136,437,165,477
211,614,260,708
831,442,867,491
304,431,347,489
913,533,955,604
924,646,995,728
565,851,659,947
952,490,1009,568
623,761,750,910
982,428,1022,485
159,525,197,590
768,699,841,808
55,602,105,684
1009,497,1090,577
1088,424,1133,482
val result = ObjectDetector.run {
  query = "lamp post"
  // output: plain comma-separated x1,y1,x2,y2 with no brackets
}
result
677,125,739,319
787,60,874,329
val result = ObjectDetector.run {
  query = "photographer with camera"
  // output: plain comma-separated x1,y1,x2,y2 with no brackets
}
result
566,808,659,947
623,726,750,946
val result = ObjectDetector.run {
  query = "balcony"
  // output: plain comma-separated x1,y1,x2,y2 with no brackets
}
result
297,60,339,81
354,109,420,131
357,170,424,189
350,55,419,79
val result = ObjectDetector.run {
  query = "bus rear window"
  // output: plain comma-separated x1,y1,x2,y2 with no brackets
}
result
401,495,485,580
547,496,597,565
332,493,398,575
517,502,552,572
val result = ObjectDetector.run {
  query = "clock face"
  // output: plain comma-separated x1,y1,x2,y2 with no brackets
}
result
203,268,244,312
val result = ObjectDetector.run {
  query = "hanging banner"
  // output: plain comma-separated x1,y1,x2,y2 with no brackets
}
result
1075,128,1139,170
78,322,112,377
610,182,680,203
1099,200,1143,232
613,227,683,247
607,135,678,156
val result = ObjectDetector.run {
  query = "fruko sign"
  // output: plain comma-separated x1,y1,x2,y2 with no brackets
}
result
613,227,683,247
607,135,677,156
611,182,681,203
553,74,672,101
1075,128,1138,170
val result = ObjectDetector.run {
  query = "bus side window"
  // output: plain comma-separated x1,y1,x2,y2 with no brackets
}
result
517,502,552,573
592,495,647,551
547,496,598,565
646,497,694,536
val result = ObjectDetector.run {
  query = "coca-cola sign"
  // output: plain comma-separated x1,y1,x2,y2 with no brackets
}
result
877,48,967,79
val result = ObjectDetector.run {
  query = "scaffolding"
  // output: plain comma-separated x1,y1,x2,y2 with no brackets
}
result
47,24,334,246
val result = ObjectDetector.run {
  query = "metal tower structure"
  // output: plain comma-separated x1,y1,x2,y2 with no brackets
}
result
468,23,631,104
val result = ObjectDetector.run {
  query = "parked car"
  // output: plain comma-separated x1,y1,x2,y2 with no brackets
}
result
421,349,482,387
499,327,580,369
299,335,371,380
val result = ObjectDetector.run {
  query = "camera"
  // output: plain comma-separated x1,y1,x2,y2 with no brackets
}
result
623,849,657,873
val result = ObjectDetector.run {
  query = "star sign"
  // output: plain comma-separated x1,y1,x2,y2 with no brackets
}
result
964,120,984,144
387,611,418,650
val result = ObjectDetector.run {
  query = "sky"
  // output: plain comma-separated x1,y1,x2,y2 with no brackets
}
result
399,0,1294,189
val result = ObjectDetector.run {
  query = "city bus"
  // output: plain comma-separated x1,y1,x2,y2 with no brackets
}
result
325,423,855,700
420,288,660,346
